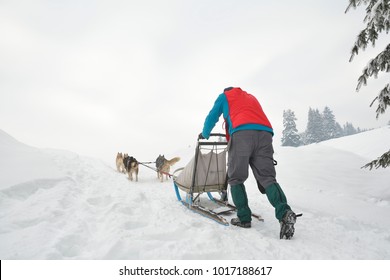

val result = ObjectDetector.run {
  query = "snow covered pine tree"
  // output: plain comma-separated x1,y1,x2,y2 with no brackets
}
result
281,109,301,147
346,0,390,169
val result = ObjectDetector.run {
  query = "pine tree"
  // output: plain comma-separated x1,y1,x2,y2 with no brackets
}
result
335,122,344,138
281,109,301,147
299,131,308,145
322,106,339,140
343,122,358,136
346,0,390,169
305,108,324,144
305,108,315,144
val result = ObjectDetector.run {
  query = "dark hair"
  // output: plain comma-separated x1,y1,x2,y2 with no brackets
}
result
223,87,234,92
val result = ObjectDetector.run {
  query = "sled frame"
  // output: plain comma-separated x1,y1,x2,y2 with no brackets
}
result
173,134,264,225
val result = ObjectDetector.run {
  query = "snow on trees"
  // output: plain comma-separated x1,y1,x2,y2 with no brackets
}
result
282,109,301,147
345,0,390,168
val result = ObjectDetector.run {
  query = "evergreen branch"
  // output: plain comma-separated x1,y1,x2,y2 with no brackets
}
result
349,30,367,62
362,150,390,169
348,0,390,60
370,83,390,118
347,0,390,170
345,0,371,13
355,43,390,90
356,69,369,91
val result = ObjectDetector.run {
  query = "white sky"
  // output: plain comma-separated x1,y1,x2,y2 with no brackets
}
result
1,0,389,164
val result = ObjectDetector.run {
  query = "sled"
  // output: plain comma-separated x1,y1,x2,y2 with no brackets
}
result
173,133,264,225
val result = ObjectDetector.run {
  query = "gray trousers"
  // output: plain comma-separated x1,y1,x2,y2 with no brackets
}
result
227,130,277,190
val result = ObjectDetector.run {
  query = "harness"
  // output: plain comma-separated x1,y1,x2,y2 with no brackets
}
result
137,161,174,178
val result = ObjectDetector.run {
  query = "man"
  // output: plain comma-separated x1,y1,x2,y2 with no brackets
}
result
200,87,297,239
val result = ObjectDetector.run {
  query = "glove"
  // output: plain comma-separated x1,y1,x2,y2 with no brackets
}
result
198,133,205,140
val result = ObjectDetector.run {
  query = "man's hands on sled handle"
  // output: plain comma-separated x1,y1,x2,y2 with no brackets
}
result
198,133,205,140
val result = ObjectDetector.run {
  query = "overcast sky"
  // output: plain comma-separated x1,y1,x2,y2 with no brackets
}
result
1,0,389,164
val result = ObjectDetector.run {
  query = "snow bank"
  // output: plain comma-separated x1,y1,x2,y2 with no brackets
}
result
0,127,389,259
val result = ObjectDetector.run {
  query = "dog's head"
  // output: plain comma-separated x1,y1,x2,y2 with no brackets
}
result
156,154,165,160
156,154,166,169
123,154,129,165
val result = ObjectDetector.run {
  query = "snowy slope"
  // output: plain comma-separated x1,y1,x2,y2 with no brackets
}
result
0,127,389,259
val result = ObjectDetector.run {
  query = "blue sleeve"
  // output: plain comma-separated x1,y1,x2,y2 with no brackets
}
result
202,93,226,139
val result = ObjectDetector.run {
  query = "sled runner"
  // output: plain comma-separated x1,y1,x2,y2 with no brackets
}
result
173,133,264,225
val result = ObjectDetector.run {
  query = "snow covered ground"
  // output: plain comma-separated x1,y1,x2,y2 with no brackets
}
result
0,127,389,260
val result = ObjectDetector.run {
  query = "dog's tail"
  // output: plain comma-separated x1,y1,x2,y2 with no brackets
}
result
167,157,180,166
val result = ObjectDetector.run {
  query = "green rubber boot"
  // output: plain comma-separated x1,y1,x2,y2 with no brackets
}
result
230,184,252,223
265,183,291,221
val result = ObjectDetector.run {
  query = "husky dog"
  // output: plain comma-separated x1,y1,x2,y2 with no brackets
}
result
155,154,180,182
155,155,165,179
123,153,139,181
116,152,126,173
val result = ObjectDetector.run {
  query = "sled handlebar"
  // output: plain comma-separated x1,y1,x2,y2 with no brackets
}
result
198,133,226,140
209,133,226,138
197,133,228,146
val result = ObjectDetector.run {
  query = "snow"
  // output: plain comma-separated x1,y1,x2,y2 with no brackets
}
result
0,127,390,260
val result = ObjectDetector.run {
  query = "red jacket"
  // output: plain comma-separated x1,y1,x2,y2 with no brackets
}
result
224,87,272,130
202,87,273,140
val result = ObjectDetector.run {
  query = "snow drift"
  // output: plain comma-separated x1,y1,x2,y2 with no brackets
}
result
0,127,389,259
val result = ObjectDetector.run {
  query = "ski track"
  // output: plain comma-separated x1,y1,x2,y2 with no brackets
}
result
0,128,390,259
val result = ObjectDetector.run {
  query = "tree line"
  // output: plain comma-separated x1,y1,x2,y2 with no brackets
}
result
281,107,367,147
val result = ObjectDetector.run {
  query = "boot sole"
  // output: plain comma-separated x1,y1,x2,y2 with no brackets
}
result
231,223,251,228
231,219,251,228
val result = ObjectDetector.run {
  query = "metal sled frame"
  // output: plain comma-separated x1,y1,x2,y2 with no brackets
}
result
173,133,232,225
173,133,264,225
